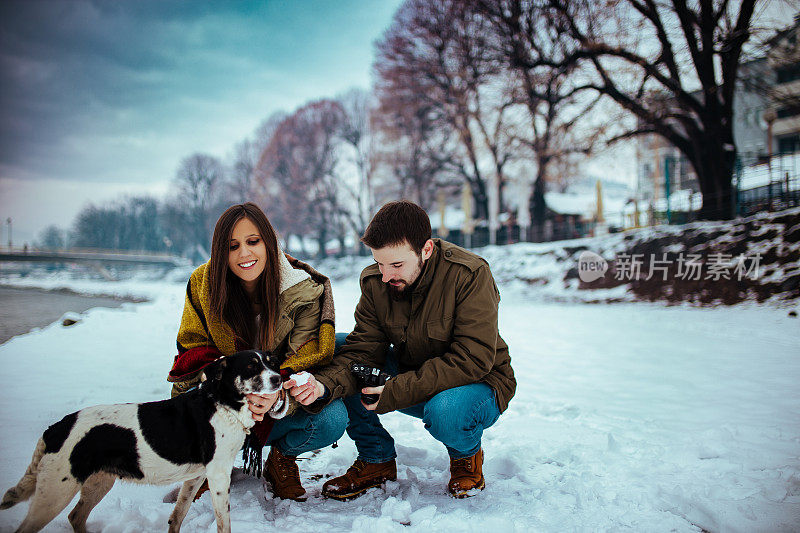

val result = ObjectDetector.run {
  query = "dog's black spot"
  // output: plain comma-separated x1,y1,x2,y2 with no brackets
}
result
43,412,78,454
69,424,144,482
138,390,216,465
138,351,278,466
61,477,67,482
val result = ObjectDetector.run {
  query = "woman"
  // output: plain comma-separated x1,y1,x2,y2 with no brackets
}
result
166,202,347,502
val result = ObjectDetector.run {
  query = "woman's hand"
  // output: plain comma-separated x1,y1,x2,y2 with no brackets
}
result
284,374,325,406
246,391,280,421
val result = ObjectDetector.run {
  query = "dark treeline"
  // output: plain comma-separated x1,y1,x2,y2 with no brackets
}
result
40,0,793,258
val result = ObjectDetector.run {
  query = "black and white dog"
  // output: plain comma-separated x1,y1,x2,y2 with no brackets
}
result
1,350,289,533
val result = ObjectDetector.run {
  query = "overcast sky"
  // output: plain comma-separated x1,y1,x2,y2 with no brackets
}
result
1,1,795,245
0,0,403,244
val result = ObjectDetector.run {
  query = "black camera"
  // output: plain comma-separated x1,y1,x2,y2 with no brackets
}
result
350,363,390,405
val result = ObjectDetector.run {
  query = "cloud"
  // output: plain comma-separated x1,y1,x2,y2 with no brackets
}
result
0,0,403,238
0,1,400,174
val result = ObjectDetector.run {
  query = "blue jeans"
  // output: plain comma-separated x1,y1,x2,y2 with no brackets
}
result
335,333,501,462
266,396,348,456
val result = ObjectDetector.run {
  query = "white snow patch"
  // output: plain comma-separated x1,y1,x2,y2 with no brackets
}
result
0,262,798,531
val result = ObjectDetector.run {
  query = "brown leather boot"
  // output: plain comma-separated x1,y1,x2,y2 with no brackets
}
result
263,447,307,501
321,459,397,501
448,449,485,498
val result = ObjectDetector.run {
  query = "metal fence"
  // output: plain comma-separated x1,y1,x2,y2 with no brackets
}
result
436,218,600,247
735,151,800,216
435,151,800,248
644,150,800,225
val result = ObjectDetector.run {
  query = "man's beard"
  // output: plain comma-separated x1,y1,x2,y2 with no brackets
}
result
387,256,424,301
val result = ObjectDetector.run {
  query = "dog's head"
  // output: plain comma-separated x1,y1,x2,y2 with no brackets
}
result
201,350,285,414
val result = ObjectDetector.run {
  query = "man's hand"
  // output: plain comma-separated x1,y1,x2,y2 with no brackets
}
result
246,391,280,421
284,373,325,406
361,385,385,411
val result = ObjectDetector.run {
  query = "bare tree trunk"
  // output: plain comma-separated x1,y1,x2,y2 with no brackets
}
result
529,164,547,240
691,142,736,220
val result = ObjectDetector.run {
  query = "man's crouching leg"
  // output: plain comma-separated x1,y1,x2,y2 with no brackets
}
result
420,383,501,498
321,393,397,501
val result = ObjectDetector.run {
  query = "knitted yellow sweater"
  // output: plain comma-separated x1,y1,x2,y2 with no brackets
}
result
168,254,335,394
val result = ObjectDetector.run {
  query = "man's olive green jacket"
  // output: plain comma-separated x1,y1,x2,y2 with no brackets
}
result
314,239,516,415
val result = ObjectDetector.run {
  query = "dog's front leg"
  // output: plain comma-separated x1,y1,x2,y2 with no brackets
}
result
168,476,206,533
207,465,233,533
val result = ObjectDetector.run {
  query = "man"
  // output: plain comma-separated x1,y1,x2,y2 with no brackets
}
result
286,200,515,499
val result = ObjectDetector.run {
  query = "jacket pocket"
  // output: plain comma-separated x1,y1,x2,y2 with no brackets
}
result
273,314,294,350
426,316,453,342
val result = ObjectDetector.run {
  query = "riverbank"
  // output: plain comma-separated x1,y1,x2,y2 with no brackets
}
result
0,286,144,344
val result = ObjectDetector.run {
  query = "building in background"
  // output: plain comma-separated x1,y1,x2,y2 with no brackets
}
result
636,16,800,221
764,16,800,155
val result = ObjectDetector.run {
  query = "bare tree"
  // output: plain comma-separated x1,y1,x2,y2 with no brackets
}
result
173,153,225,257
527,0,759,220
228,112,287,203
36,225,66,250
253,111,289,149
474,0,604,231
228,139,259,204
337,88,378,248
370,86,458,211
253,100,348,258
160,200,195,257
372,8,459,211
374,0,517,222
70,196,166,252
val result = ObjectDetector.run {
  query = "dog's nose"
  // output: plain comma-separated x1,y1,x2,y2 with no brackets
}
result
270,375,281,388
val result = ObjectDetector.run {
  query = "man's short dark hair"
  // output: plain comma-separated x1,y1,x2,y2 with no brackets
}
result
361,200,432,254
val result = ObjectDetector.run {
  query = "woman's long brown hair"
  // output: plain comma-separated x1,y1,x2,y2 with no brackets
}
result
209,203,281,351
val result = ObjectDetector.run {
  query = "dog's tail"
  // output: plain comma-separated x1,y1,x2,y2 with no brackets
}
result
1,437,46,510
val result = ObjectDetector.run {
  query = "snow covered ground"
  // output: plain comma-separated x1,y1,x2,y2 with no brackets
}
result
0,268,798,532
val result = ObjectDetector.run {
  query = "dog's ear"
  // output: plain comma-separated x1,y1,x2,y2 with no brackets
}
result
258,350,280,371
201,357,227,383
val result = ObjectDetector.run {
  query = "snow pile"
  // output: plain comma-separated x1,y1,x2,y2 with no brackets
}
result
481,207,800,306
310,207,800,307
0,273,799,531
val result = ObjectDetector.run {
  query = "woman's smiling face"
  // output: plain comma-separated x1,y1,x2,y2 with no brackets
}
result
227,217,267,292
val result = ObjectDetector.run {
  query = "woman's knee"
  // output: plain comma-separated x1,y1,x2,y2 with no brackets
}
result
312,398,348,442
